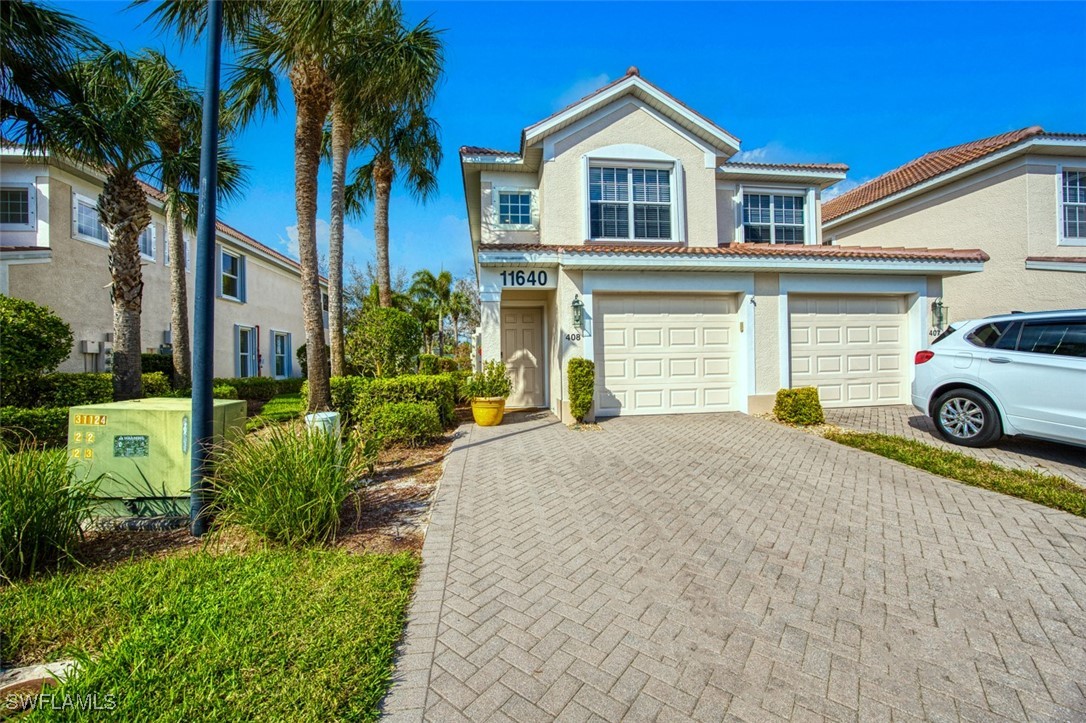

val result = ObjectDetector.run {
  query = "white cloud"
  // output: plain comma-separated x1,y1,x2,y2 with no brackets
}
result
822,177,868,201
553,73,610,111
735,141,821,165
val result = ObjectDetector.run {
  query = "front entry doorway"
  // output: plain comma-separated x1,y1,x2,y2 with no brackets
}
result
502,307,544,408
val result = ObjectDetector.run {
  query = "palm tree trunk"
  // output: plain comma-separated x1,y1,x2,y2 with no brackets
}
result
99,170,150,401
328,102,350,377
166,199,191,389
373,154,394,308
437,316,444,357
290,58,334,412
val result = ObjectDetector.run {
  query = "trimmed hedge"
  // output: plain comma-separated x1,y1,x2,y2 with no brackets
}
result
366,402,442,448
0,407,69,449
14,372,177,408
306,374,456,428
211,377,304,402
418,354,439,375
774,387,825,426
142,372,172,397
141,353,175,384
568,358,595,422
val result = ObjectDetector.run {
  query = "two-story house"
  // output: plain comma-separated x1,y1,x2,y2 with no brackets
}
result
0,148,324,379
823,126,1086,323
462,68,988,420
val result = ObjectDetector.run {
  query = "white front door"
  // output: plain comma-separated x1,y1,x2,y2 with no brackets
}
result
594,294,740,416
789,295,909,407
502,307,544,408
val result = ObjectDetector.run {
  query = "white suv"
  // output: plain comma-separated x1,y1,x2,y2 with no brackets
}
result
912,310,1086,448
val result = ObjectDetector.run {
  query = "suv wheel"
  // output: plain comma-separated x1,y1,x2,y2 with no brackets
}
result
932,388,1002,447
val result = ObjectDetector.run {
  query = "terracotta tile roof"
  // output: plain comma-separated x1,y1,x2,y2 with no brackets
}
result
1025,256,1086,264
823,126,1086,222
481,242,988,263
460,145,520,158
721,161,849,173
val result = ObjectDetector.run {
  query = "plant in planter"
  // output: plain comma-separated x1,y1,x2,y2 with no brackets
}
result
461,360,513,426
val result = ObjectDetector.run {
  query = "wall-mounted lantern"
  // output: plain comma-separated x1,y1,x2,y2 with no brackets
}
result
572,295,584,329
931,299,948,330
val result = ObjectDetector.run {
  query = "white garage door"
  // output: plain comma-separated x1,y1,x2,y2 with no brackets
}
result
790,295,909,408
595,294,740,416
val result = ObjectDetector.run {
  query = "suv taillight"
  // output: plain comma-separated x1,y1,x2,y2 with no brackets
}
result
915,350,935,364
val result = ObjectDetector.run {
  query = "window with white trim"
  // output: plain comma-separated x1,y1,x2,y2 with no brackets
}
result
139,225,155,259
272,331,291,378
743,193,805,244
73,193,108,244
1062,170,1086,241
221,249,241,300
236,325,256,377
165,236,190,270
497,191,531,226
589,166,672,241
0,184,35,230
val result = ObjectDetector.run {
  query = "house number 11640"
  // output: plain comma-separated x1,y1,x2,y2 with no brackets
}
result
500,270,547,286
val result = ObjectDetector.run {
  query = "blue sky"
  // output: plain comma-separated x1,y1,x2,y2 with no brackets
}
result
57,1,1086,279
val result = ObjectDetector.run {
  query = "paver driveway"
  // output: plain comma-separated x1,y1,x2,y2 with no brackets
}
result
383,412,1086,722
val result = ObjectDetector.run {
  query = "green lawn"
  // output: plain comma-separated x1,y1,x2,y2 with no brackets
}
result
1,550,418,721
824,430,1086,518
246,392,303,431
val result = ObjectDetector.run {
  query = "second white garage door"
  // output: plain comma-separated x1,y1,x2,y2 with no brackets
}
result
789,295,909,407
595,294,740,416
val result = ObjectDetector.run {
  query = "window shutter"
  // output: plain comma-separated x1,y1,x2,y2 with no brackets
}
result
286,333,293,377
215,244,223,297
238,256,247,303
233,324,240,377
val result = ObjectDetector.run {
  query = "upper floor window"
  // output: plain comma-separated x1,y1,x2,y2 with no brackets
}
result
166,236,191,271
497,191,532,226
1062,170,1085,242
139,225,156,260
743,193,805,244
74,193,108,244
0,184,35,230
219,249,245,301
589,166,672,241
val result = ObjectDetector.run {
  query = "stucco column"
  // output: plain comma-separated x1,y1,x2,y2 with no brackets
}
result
478,268,503,364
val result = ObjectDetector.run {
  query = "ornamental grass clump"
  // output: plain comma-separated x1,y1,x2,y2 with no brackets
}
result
211,424,367,547
0,445,100,581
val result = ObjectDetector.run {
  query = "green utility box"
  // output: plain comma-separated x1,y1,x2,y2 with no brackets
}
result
67,398,246,518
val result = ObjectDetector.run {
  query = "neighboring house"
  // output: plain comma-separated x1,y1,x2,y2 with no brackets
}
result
823,126,1086,324
461,68,988,420
0,148,324,379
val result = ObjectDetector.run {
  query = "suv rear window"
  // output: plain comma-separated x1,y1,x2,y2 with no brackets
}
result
930,325,956,345
966,321,1021,349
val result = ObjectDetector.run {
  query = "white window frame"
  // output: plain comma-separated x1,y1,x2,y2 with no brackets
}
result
1059,166,1086,247
221,249,242,301
165,235,192,272
72,192,109,247
0,183,37,231
494,188,536,230
236,325,257,378
739,187,814,245
587,161,677,242
139,224,156,261
271,330,291,379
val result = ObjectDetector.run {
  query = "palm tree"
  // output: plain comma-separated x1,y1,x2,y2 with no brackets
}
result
447,288,474,351
147,0,364,412
137,51,245,390
40,49,190,399
345,102,442,308
326,2,442,376
410,269,452,356
0,0,103,153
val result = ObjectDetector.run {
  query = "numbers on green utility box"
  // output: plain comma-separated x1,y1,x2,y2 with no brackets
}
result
114,435,149,458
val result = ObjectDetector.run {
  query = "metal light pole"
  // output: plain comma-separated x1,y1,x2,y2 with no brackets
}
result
190,0,223,537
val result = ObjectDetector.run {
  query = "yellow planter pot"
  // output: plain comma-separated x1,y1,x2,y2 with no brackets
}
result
471,397,506,426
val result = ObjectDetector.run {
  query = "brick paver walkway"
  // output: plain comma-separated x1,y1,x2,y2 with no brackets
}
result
824,405,1085,487
383,412,1086,722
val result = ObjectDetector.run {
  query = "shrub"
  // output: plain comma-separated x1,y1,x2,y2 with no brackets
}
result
449,370,472,404
210,377,302,402
141,353,175,385
142,371,172,397
437,357,459,374
461,360,512,400
213,383,239,400
296,342,331,378
354,374,456,428
303,376,364,416
36,373,112,407
774,387,825,426
211,424,367,547
0,445,99,580
0,296,73,401
418,354,439,375
568,358,595,422
0,407,69,449
345,307,422,378
366,402,442,448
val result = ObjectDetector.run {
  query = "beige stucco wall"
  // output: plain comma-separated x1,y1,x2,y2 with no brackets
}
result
829,160,1086,322
539,103,720,247
752,273,781,400
479,173,541,246
4,166,315,379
